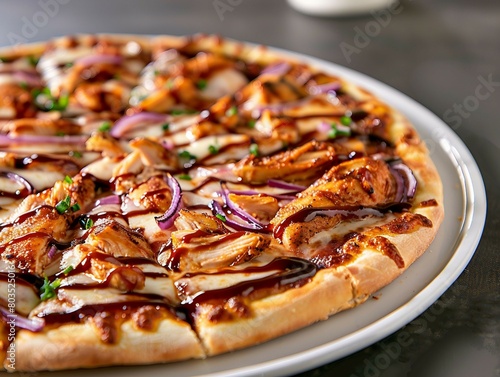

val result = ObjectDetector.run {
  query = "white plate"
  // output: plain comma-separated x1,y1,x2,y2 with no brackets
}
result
30,47,487,377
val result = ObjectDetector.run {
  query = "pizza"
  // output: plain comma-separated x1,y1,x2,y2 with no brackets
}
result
0,34,443,372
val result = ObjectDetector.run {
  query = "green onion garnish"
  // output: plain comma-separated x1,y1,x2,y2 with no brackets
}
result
55,196,71,214
64,176,73,185
40,277,61,301
216,214,226,222
178,150,197,160
178,174,192,181
249,143,259,157
70,203,81,212
196,79,207,90
225,106,238,117
340,115,352,126
162,123,170,131
62,265,74,275
98,121,112,132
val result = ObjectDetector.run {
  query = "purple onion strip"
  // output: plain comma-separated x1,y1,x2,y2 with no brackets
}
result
155,174,183,230
0,306,45,332
110,112,170,138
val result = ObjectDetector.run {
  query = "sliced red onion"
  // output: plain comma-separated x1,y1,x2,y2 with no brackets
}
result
260,61,291,76
12,71,44,87
317,120,332,133
308,82,341,95
110,112,170,138
95,195,121,206
304,207,384,223
0,306,45,332
75,54,123,68
47,245,57,260
161,139,175,151
267,179,306,192
0,170,34,196
0,134,88,146
221,183,263,226
155,174,183,230
208,199,265,232
391,162,417,200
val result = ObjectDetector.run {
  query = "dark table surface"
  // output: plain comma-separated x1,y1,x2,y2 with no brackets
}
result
0,1,498,376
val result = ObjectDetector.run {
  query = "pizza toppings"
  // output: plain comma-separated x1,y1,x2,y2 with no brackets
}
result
0,34,444,371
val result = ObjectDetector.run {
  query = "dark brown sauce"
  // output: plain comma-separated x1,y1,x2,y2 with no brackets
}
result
181,257,316,314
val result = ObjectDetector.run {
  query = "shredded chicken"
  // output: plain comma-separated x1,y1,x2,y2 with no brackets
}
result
8,118,81,136
86,131,126,157
234,140,337,185
169,229,270,271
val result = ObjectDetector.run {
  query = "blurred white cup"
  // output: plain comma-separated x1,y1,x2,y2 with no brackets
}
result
288,0,397,16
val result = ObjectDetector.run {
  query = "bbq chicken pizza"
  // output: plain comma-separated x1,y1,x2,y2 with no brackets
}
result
0,34,443,371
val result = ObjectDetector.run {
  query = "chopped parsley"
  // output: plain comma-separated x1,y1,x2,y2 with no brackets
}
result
328,123,351,139
27,55,39,67
40,277,61,301
69,150,83,158
340,115,352,126
171,109,197,115
248,119,256,128
33,87,69,112
196,79,207,90
216,213,227,222
98,121,112,132
62,265,74,275
19,81,29,90
161,123,170,131
225,106,238,117
178,174,192,181
178,150,197,160
249,143,259,157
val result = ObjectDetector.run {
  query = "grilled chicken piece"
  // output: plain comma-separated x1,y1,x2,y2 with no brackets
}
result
73,81,130,113
85,131,126,158
127,175,172,213
0,206,68,275
174,209,227,234
0,83,37,119
169,229,270,271
8,174,95,221
234,140,337,185
85,219,155,260
228,193,279,223
7,118,81,136
129,137,178,170
270,158,397,253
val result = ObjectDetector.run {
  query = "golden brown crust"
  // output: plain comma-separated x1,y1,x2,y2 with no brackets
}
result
12,317,205,371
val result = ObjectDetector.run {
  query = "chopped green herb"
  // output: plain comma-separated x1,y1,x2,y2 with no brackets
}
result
33,88,70,112
196,79,207,90
64,175,73,185
27,55,39,67
178,150,197,160
65,62,74,68
208,140,220,155
340,115,352,126
248,119,256,128
153,69,160,77
69,151,82,158
70,203,81,212
225,106,238,117
328,123,351,139
178,174,192,181
19,81,29,90
55,195,71,214
55,131,66,137
165,79,174,89
40,277,61,301
171,109,198,115
249,143,259,157
80,217,94,230
62,265,74,275
98,121,112,132
161,123,170,131
216,213,226,222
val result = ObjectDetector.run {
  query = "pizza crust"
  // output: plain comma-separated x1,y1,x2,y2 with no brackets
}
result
11,316,205,371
